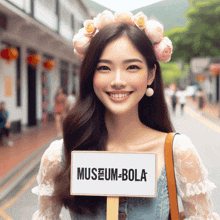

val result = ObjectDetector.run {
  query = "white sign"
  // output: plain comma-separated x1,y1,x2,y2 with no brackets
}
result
71,151,157,197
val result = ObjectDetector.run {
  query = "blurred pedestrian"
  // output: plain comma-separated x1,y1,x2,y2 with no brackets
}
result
0,101,13,146
67,89,77,112
196,87,206,113
176,88,187,115
53,87,67,135
171,90,178,114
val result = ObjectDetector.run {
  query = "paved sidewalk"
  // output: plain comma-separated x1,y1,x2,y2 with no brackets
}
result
0,121,59,201
186,97,220,124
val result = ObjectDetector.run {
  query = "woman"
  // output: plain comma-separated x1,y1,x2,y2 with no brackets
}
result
32,11,219,219
176,88,188,115
67,89,77,112
196,87,206,111
54,87,67,135
171,89,178,115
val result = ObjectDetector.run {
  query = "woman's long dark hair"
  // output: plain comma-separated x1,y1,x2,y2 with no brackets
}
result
53,23,174,215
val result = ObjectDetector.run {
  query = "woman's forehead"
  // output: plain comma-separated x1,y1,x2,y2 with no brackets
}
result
100,36,145,62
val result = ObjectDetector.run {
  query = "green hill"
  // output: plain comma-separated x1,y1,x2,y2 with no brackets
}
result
84,0,114,15
84,0,190,31
132,0,190,31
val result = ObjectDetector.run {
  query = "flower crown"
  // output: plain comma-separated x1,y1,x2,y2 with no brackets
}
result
73,10,173,63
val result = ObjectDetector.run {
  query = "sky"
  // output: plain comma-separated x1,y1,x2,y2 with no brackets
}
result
91,0,165,11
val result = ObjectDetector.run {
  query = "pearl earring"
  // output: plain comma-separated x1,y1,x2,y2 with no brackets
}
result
146,87,154,97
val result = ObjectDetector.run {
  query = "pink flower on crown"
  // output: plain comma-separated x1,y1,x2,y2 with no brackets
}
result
132,12,147,30
145,20,164,43
153,37,173,63
114,11,134,25
74,49,84,60
73,30,91,54
94,10,114,30
83,20,97,36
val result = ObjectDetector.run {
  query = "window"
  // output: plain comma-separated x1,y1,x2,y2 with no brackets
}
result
60,4,71,24
16,47,21,107
60,60,69,94
71,14,74,31
39,0,56,13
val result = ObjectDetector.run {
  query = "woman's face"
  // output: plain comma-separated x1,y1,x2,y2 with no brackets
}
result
93,36,155,116
58,88,63,94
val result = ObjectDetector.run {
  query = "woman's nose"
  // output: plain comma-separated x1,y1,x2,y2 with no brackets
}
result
110,71,127,89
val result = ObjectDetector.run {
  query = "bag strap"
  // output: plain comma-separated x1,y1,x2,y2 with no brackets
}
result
165,132,179,220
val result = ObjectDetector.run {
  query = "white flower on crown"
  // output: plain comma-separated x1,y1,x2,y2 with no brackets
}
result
153,37,173,63
132,12,148,30
73,30,91,55
114,11,134,25
83,20,97,36
94,10,114,30
144,20,164,43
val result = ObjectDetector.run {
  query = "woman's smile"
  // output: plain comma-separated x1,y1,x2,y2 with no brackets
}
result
107,91,133,102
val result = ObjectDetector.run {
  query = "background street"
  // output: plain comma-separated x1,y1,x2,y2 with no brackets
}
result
0,103,220,220
1,0,220,219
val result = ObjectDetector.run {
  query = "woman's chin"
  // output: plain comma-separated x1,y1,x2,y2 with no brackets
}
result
105,105,136,116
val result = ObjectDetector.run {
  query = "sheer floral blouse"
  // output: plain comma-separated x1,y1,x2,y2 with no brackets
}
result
31,134,220,220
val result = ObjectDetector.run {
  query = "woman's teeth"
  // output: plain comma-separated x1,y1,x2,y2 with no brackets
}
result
109,93,130,98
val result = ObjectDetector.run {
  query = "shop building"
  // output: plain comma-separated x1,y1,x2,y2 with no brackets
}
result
0,0,92,132
190,57,220,104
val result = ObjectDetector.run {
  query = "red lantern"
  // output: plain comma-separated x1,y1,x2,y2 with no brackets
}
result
27,54,41,66
43,60,55,71
0,47,19,63
209,64,220,76
197,75,204,82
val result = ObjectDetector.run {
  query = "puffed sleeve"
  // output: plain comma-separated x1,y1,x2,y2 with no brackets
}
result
173,134,220,220
31,139,66,220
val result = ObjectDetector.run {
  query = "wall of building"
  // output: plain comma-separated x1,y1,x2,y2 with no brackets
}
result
0,57,22,122
0,0,88,130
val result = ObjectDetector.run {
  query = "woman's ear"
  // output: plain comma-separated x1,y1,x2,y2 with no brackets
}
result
147,64,156,86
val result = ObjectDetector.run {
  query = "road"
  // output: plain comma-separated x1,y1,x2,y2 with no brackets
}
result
0,104,220,219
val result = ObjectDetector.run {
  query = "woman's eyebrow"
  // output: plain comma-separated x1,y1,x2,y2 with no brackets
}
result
98,59,143,64
123,59,143,64
98,59,112,64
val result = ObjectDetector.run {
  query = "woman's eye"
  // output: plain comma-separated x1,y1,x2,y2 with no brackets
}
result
97,66,110,71
127,65,141,70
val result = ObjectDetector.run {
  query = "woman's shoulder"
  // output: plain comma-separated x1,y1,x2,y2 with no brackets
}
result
172,134,198,160
173,133,193,148
41,139,64,164
33,139,64,197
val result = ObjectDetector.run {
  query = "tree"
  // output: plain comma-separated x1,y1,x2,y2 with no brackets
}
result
165,27,193,63
160,62,184,87
187,0,209,7
185,1,220,56
165,0,220,62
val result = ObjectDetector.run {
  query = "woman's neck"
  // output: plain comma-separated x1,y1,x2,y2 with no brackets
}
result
105,108,150,149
